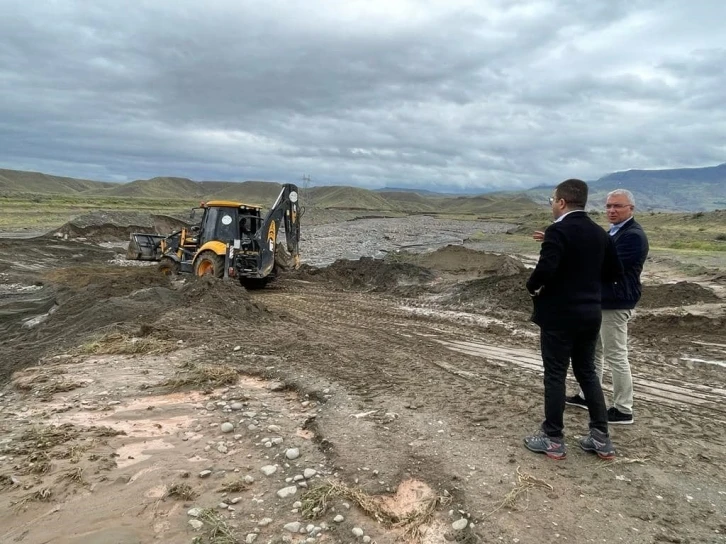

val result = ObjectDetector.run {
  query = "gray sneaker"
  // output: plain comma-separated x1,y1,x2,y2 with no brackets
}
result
524,431,566,460
579,428,616,460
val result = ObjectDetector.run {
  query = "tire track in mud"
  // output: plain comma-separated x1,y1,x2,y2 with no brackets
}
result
258,284,726,425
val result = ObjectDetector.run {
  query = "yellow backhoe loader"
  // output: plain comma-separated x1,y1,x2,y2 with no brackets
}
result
126,184,301,288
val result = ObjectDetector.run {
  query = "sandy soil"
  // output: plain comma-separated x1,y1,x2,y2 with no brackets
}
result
1,216,725,544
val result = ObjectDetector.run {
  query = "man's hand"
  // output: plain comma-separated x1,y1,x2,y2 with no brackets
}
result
533,230,545,242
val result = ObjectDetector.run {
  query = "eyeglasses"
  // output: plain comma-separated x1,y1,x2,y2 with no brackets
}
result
605,204,632,210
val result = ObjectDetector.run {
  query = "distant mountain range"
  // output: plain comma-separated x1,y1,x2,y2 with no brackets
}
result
1,162,724,212
515,163,726,211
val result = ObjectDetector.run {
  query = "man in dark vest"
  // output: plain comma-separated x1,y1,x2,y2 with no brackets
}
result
567,189,649,425
525,179,622,460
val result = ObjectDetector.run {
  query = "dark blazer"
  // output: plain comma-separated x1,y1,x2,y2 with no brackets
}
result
527,211,622,329
602,218,649,310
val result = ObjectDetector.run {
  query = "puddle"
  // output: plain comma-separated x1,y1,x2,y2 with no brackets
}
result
682,357,726,369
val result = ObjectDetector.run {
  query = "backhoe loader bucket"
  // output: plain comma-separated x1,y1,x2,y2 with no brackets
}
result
126,233,166,261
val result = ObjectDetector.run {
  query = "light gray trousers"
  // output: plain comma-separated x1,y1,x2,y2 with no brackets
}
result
578,309,635,414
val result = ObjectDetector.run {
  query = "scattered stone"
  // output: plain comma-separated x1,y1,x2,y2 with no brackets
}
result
189,519,204,530
277,486,298,499
242,411,257,418
233,346,241,352
293,475,304,482
219,502,229,509
188,508,202,517
244,475,255,484
363,537,371,543
452,518,468,530
231,402,244,410
284,522,302,533
221,422,234,433
230,497,242,504
206,403,216,411
271,437,284,445
286,448,300,460
217,444,228,454
293,501,303,509
248,424,258,431
261,465,277,476
352,527,364,537
246,534,258,544
199,470,212,478
334,515,345,523
304,468,317,479
258,518,273,527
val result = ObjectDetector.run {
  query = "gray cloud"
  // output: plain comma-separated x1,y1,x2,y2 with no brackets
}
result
0,0,724,191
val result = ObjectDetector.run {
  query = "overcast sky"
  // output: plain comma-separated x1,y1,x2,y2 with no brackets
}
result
0,0,724,191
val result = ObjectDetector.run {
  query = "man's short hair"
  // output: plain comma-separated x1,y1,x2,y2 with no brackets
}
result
607,189,635,206
555,179,588,209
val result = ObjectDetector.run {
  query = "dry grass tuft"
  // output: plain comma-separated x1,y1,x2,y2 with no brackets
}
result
57,467,85,485
13,487,54,510
22,424,77,451
197,508,237,544
165,483,197,501
597,456,649,468
486,467,553,516
302,480,450,542
77,331,175,356
217,480,249,493
163,363,239,389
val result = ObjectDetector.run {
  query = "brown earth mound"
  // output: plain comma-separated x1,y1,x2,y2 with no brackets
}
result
631,313,725,339
451,270,532,313
291,257,436,292
639,281,720,308
49,212,189,242
408,244,525,277
0,268,267,384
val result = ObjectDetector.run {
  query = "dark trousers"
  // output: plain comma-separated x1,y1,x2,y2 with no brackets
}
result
540,323,609,437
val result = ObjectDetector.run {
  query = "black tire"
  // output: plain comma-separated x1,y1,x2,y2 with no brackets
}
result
194,251,224,278
239,277,270,290
158,257,180,276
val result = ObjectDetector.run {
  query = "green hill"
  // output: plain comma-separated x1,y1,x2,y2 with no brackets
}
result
308,186,395,210
201,181,284,207
105,176,204,199
0,169,113,194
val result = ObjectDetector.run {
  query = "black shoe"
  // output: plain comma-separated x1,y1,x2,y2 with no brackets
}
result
579,428,616,460
565,394,588,410
607,407,633,425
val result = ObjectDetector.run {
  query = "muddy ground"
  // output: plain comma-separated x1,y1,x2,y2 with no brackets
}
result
0,215,725,544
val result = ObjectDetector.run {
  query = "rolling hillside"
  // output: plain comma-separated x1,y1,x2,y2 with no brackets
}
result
0,169,113,194
201,181,284,206
104,176,204,199
518,163,726,211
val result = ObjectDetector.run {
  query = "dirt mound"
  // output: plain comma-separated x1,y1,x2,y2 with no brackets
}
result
0,268,268,384
291,257,436,292
639,281,720,308
408,245,525,277
49,212,189,242
631,313,725,338
452,270,532,313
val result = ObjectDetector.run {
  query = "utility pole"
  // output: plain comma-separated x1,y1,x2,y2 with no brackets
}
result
301,174,312,211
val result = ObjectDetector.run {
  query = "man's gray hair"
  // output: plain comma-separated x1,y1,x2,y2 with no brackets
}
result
607,189,635,206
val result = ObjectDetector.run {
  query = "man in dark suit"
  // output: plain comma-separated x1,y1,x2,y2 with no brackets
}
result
524,179,622,460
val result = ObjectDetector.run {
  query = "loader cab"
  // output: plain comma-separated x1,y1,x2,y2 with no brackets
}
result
199,201,263,247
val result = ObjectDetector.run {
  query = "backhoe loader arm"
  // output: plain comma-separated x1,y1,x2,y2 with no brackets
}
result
254,183,301,276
